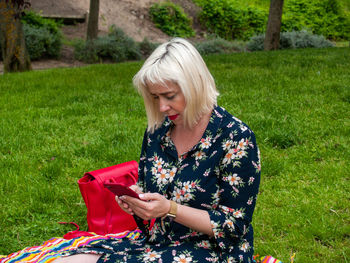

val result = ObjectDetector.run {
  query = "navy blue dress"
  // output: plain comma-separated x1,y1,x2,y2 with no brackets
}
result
65,106,261,263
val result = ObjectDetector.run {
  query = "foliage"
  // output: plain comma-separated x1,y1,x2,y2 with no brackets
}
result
247,30,335,51
194,0,350,41
138,38,159,58
74,26,141,63
195,37,245,55
282,0,350,40
20,10,62,60
23,24,62,60
0,47,349,263
21,10,62,35
149,1,195,38
195,0,267,40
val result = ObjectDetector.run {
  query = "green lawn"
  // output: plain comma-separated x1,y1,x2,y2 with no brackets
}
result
0,47,349,262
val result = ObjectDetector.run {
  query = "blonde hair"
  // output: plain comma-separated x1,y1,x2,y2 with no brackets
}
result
133,38,219,133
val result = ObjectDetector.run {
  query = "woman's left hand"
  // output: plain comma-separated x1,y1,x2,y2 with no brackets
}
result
119,193,170,220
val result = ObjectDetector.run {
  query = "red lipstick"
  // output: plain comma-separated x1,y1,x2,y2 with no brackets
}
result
168,114,179,121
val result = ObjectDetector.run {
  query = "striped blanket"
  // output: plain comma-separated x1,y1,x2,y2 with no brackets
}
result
0,230,141,263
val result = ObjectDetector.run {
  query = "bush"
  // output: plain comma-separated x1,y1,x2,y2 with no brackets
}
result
23,24,62,60
21,11,62,60
21,10,62,35
247,30,335,51
149,2,195,38
138,38,159,58
282,0,350,40
74,26,141,63
196,0,267,41
195,37,245,55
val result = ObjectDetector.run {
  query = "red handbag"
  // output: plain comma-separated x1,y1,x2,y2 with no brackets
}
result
78,160,139,235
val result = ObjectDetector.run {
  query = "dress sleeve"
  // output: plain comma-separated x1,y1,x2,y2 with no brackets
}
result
137,129,149,192
208,127,261,252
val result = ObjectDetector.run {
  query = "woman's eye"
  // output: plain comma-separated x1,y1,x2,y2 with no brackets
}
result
167,94,176,100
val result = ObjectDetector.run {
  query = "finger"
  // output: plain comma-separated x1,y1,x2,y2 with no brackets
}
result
129,185,143,194
138,192,162,201
116,196,134,215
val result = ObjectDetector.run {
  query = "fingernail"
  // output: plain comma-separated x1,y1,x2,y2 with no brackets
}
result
139,194,144,198
119,195,125,200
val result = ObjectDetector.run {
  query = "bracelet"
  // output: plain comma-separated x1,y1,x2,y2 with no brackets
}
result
161,200,177,232
166,200,177,218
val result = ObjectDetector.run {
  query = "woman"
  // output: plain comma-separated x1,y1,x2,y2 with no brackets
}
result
56,38,261,263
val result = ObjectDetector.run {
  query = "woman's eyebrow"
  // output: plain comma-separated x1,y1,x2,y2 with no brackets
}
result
150,91,175,96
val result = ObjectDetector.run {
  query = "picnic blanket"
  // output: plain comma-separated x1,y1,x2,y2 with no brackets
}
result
0,230,141,263
1,231,289,263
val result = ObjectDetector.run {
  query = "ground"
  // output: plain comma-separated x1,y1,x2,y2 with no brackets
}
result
0,0,203,73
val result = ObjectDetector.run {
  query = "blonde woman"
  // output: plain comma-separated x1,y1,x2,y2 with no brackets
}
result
56,38,261,263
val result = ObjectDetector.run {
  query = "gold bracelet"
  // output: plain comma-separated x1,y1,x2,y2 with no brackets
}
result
161,200,177,232
167,200,177,218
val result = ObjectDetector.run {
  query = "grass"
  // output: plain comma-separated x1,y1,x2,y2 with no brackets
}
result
0,47,349,262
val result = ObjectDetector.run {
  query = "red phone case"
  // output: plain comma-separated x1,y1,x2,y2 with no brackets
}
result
104,183,140,199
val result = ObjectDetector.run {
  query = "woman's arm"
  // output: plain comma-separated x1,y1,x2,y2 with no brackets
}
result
117,193,214,237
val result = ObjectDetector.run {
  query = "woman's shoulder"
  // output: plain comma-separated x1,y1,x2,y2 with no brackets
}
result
214,106,255,139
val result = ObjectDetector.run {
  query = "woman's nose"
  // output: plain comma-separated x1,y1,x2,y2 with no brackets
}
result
159,98,170,112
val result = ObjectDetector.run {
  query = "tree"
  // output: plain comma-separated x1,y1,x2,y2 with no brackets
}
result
0,0,31,73
264,0,284,51
86,0,100,40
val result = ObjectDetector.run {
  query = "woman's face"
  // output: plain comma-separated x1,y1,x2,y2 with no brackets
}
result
147,81,186,126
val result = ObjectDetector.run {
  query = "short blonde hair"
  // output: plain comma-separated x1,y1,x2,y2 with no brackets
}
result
133,38,219,133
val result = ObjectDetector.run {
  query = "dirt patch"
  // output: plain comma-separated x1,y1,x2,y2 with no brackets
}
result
1,0,204,73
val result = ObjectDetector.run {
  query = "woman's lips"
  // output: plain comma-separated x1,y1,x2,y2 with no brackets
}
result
168,114,179,120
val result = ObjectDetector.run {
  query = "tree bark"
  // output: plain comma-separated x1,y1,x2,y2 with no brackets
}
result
86,0,100,40
264,0,284,51
0,0,31,73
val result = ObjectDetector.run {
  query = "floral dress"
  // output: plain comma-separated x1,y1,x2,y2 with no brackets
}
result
65,106,261,263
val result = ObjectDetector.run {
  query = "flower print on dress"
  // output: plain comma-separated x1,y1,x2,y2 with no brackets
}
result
239,123,248,133
252,147,261,174
199,136,212,149
225,256,238,263
171,180,201,203
203,168,211,177
239,241,251,253
247,196,254,205
150,154,177,189
206,251,220,262
195,240,212,249
173,251,197,263
141,248,162,262
223,219,235,232
221,136,252,168
222,172,245,197
192,150,207,170
193,150,206,161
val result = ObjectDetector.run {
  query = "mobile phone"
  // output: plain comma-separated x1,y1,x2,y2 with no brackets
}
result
104,183,140,199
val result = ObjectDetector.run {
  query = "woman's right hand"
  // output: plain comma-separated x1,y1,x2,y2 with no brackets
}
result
115,184,143,215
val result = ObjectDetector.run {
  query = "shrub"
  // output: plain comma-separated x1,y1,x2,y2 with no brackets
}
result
149,2,195,37
195,37,245,55
282,0,350,40
247,30,335,51
23,24,62,60
138,38,159,58
21,11,62,60
21,10,62,35
196,0,267,41
74,26,141,63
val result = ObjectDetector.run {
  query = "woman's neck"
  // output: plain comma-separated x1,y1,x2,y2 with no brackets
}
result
171,110,212,156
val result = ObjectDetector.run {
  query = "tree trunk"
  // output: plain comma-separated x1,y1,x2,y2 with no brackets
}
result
86,0,100,40
264,0,284,51
0,0,31,73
